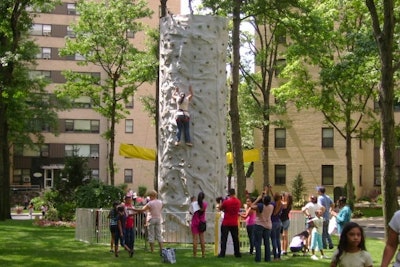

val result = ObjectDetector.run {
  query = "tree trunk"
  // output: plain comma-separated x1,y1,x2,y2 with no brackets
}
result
155,0,168,191
230,0,246,201
345,130,354,211
366,0,397,238
0,101,11,220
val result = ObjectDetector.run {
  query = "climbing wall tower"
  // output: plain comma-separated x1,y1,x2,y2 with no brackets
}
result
158,14,228,239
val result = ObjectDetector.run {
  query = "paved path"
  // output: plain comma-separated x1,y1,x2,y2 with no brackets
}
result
11,212,42,220
352,217,385,239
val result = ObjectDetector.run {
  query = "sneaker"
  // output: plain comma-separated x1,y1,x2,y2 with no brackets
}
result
321,255,330,259
174,141,180,146
186,142,193,147
311,255,319,260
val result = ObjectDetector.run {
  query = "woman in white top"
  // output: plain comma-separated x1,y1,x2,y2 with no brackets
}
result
173,85,193,147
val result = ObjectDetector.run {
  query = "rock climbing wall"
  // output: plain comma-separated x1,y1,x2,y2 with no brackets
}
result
159,15,228,239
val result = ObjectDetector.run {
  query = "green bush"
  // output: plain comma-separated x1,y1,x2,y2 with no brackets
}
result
75,179,124,208
46,206,59,221
291,173,306,203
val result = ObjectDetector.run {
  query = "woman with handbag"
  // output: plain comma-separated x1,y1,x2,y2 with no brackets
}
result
190,192,207,257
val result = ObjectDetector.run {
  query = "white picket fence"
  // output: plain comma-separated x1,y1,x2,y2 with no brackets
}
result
75,208,306,252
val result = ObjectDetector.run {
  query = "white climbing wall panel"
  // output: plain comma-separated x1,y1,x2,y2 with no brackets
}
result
159,14,228,237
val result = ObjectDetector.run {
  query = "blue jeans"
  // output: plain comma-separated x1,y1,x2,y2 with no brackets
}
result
253,224,271,262
124,227,135,250
271,220,282,259
176,115,190,143
246,224,255,254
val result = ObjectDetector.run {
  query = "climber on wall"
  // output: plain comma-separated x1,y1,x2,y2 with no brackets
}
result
173,84,193,147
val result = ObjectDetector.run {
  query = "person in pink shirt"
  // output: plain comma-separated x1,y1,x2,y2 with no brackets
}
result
218,188,242,258
241,197,256,255
134,190,163,254
191,192,208,257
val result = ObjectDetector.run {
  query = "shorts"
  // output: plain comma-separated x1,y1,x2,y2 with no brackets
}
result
281,219,290,231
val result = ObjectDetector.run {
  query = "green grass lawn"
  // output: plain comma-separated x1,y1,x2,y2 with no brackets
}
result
0,219,385,267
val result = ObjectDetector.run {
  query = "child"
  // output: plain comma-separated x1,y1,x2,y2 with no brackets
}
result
28,202,34,219
308,209,329,260
107,201,119,253
289,230,309,256
115,206,132,257
330,222,373,267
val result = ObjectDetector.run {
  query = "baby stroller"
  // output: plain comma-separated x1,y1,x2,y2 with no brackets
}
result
289,230,309,256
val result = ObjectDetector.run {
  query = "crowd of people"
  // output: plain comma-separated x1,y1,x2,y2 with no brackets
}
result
107,186,379,267
107,189,163,258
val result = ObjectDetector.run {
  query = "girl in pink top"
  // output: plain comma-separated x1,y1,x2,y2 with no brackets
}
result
191,192,208,257
241,197,256,255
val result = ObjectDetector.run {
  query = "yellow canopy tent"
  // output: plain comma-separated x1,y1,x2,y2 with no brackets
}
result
119,144,259,163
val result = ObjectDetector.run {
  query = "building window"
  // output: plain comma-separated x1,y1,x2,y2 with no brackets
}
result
359,165,362,186
66,26,75,38
322,128,334,148
29,24,51,36
41,144,49,157
275,128,286,148
125,95,134,108
67,3,78,15
124,169,133,183
36,47,51,59
322,165,334,185
75,53,85,61
72,96,92,108
374,166,381,186
91,169,99,179
274,165,286,185
65,144,99,157
42,24,52,36
125,119,134,133
13,169,30,184
65,119,100,133
29,70,51,80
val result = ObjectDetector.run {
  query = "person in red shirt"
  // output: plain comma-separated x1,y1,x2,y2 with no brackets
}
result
218,188,242,258
124,194,136,257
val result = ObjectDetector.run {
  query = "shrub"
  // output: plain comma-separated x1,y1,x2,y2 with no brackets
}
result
291,173,306,203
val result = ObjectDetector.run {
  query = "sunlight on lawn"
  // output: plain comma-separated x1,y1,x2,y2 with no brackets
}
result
0,219,385,267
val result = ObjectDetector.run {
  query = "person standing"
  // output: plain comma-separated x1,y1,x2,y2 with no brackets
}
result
302,195,322,249
309,209,329,260
28,202,34,219
271,192,283,260
381,210,400,267
24,194,29,210
330,222,373,267
134,190,163,254
107,201,119,253
280,192,293,256
115,206,133,257
241,197,256,255
251,194,273,262
218,188,242,258
124,194,136,257
191,192,208,258
331,196,352,235
173,85,193,147
317,186,334,249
